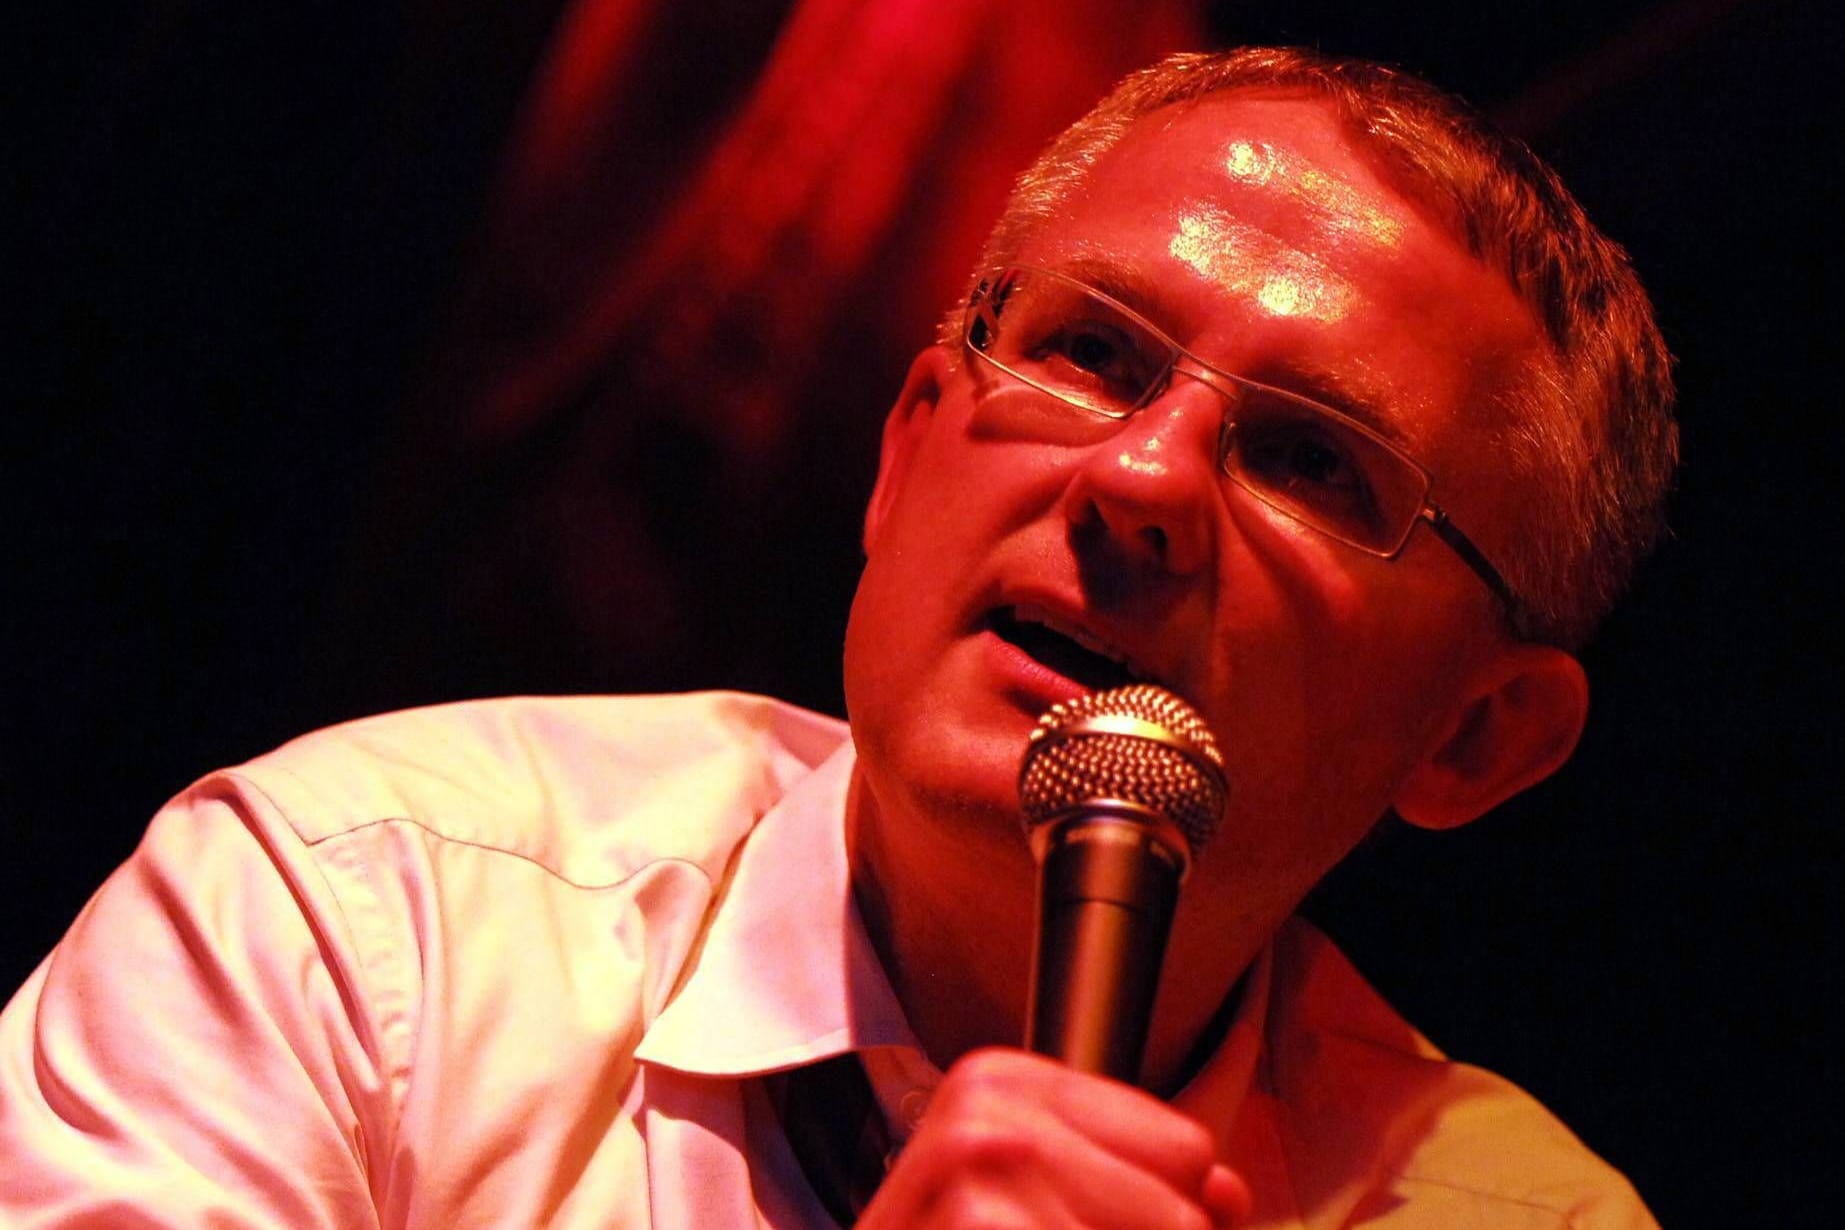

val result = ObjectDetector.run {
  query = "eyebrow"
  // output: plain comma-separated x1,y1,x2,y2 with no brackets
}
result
1038,250,1171,320
1026,251,1419,451
1242,359,1419,452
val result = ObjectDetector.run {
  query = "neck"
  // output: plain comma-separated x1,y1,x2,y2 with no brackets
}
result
845,767,1270,1093
846,769,1035,1067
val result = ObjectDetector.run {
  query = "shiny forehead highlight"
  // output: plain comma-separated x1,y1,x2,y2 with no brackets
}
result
942,47,1677,649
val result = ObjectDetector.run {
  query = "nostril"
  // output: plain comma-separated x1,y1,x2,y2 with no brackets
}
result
1069,497,1107,538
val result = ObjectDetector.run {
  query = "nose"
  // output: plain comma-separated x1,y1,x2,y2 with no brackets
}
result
1059,378,1226,578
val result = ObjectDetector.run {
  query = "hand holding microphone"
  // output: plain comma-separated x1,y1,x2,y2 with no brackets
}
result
855,1047,1249,1230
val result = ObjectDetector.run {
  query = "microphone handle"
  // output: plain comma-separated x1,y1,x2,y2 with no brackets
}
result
1025,811,1185,1083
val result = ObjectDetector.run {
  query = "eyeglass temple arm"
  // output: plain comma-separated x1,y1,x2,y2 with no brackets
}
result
1418,505,1523,625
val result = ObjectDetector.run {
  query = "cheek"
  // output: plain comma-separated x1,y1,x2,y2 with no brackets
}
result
888,410,1075,538
1208,509,1462,791
844,501,959,711
842,435,1052,696
1214,501,1382,692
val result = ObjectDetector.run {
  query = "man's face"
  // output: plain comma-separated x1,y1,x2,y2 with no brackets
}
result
844,96,1553,936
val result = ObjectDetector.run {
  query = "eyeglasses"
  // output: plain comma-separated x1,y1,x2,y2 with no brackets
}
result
962,265,1522,624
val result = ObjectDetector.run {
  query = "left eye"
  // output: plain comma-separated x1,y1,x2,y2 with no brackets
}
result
1234,410,1388,538
1269,435,1357,488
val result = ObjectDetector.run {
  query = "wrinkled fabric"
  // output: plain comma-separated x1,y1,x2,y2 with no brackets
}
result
0,692,1655,1227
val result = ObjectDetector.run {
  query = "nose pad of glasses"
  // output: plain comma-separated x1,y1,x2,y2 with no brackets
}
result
1214,412,1236,477
1144,361,1239,484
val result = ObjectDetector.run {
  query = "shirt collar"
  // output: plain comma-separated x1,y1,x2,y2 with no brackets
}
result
1173,939,1272,1154
632,735,1283,1202
635,742,921,1076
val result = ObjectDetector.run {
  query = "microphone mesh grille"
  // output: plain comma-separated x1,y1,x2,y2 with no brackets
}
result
1018,684,1228,857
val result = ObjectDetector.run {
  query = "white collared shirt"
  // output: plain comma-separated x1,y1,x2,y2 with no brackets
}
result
0,692,1655,1228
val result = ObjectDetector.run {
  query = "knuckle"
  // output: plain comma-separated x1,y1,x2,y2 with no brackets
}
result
1168,1116,1218,1173
934,1115,1038,1174
933,1049,1026,1117
935,1187,1035,1230
951,1046,1023,1089
1171,1204,1213,1230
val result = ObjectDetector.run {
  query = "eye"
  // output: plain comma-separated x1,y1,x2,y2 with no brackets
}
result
1231,401,1393,538
1247,427,1365,494
1267,434,1358,489
1062,327,1125,375
1035,321,1163,402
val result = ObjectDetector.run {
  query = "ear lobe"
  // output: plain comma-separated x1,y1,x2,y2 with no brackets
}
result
862,346,952,553
1392,644,1590,831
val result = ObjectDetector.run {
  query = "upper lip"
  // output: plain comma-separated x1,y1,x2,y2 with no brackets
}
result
994,595,1169,689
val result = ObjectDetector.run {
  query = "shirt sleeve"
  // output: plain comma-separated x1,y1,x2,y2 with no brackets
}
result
0,772,394,1228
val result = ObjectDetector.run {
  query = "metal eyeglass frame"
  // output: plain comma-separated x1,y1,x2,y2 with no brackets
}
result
962,265,1525,629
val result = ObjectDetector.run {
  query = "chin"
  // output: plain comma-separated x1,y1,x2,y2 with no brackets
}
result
863,705,1034,843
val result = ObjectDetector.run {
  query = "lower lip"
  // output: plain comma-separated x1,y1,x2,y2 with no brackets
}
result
979,627,1094,716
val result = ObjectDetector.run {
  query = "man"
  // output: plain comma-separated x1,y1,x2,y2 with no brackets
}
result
0,47,1673,1228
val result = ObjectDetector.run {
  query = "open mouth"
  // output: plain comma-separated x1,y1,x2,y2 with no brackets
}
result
988,606,1144,694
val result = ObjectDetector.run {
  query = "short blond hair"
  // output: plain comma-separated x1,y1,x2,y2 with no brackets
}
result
944,47,1677,648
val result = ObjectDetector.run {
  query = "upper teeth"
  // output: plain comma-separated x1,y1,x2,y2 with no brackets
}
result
1013,605,1142,678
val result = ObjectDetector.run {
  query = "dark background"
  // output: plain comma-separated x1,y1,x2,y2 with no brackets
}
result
9,1,1837,1224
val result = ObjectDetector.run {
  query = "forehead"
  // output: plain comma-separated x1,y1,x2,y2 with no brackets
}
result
1014,95,1549,472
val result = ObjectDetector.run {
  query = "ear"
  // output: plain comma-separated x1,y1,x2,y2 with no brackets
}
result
1391,644,1590,831
862,346,952,553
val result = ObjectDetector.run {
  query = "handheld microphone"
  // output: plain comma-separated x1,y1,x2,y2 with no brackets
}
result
1018,684,1227,1083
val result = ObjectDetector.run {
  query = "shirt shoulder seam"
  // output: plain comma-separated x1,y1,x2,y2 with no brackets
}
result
1388,1170,1580,1220
280,805,721,894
